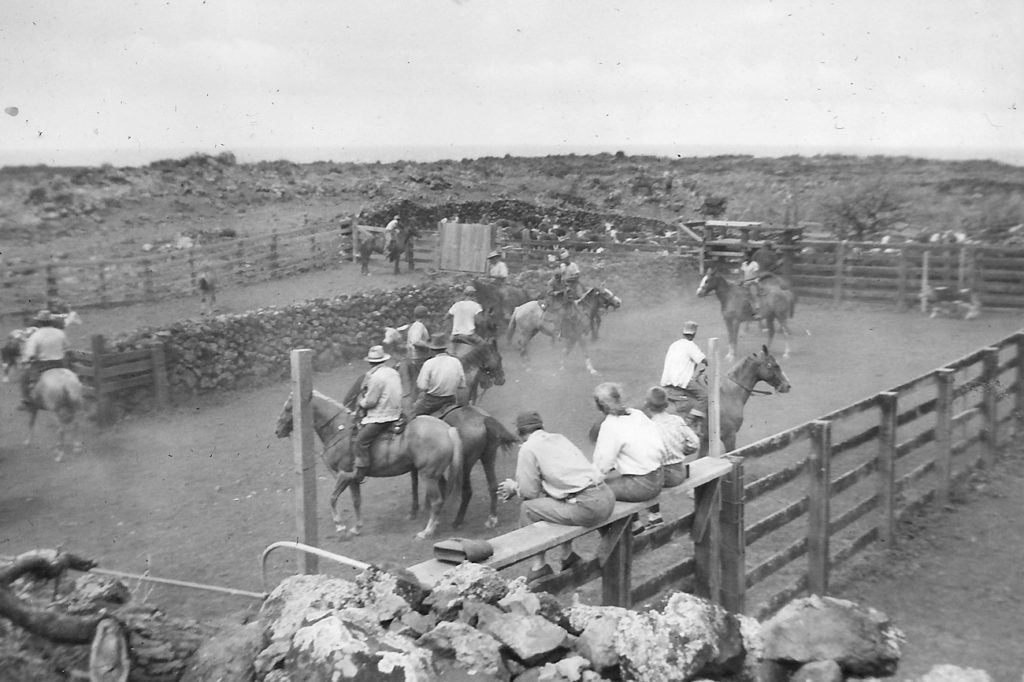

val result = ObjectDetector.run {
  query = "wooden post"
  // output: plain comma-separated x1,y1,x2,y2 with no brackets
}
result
982,347,999,466
692,476,722,604
896,246,908,311
832,241,846,305
920,250,930,313
1016,334,1024,437
807,420,832,596
601,518,633,607
236,241,245,280
877,392,898,548
270,229,280,277
707,337,723,457
141,259,154,301
97,262,109,307
150,342,170,410
91,334,112,427
290,349,319,573
719,455,746,613
957,245,967,289
935,369,955,508
352,224,360,264
187,250,197,293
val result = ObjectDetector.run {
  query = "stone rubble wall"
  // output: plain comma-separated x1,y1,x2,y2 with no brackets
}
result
103,252,689,416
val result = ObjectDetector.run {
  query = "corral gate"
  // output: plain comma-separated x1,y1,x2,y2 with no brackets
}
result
438,222,495,273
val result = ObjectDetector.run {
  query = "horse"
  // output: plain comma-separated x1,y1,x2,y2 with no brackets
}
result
357,231,384,275
577,286,621,340
25,368,85,462
274,390,463,540
2,328,33,382
667,344,792,454
505,297,599,375
449,336,506,404
471,278,534,327
696,265,796,361
197,271,217,316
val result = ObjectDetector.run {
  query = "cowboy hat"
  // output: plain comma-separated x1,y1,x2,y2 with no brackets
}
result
682,320,698,336
464,284,477,294
558,249,570,260
426,332,449,351
364,345,391,363
487,250,501,259
33,310,53,324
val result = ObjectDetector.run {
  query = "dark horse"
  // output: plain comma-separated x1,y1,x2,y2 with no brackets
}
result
25,368,85,461
696,266,796,361
471,278,534,327
669,345,791,454
357,231,384,275
275,390,462,539
577,286,621,340
449,335,506,404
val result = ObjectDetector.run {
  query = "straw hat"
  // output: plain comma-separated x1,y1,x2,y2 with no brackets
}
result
33,310,53,324
364,345,391,363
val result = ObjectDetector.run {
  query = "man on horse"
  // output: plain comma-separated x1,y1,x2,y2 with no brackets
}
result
546,249,585,339
740,248,763,318
659,320,710,434
352,345,403,483
390,220,419,274
19,310,70,411
487,250,509,282
413,333,466,416
447,285,485,344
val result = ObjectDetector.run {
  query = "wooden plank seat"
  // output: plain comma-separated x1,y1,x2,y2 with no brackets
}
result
407,457,734,602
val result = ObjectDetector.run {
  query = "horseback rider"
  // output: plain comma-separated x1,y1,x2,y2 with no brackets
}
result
447,285,485,345
555,249,582,300
352,345,403,483
486,250,509,282
545,249,584,338
659,320,710,436
413,332,466,416
19,310,70,411
740,248,763,318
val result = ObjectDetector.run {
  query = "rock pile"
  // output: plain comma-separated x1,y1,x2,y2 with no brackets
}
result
187,565,908,682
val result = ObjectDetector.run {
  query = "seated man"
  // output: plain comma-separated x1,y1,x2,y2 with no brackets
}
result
642,386,700,528
352,345,403,483
497,411,615,583
591,382,666,512
413,333,465,416
19,310,69,410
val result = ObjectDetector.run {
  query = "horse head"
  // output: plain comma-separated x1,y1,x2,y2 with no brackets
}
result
695,268,723,297
752,345,791,394
276,390,351,439
275,394,295,438
597,287,621,310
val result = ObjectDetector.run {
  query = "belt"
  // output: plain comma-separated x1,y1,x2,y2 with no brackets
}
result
564,482,600,503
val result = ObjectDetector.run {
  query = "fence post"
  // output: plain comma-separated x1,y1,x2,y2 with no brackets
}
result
352,224,359,264
1016,333,1024,436
692,475,722,605
142,259,155,301
150,341,170,410
719,455,746,613
91,334,113,426
832,241,846,305
896,246,908,311
982,347,999,466
97,262,109,307
236,240,246,280
45,264,59,309
935,369,955,508
187,249,197,293
270,229,280,277
601,517,634,608
290,349,319,574
807,419,832,596
877,392,898,548
920,250,930,313
708,337,723,457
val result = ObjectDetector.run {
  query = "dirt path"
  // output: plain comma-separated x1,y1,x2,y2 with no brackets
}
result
2,260,1023,680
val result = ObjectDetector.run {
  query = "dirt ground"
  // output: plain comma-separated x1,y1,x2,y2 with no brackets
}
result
1,255,1023,680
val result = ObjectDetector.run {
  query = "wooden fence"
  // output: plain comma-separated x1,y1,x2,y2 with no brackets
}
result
0,223,356,319
350,225,440,270
69,334,169,425
395,330,1022,616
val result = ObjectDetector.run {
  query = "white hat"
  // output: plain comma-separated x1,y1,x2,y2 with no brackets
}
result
364,345,390,363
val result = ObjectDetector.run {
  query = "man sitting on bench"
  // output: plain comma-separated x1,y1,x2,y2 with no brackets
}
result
497,410,615,584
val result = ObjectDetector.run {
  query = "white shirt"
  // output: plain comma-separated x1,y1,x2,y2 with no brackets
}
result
740,260,760,284
660,337,705,388
406,320,429,360
488,261,509,279
592,408,665,477
23,327,68,362
649,411,700,465
447,299,483,336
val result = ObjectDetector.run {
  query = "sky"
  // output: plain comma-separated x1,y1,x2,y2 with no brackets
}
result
2,0,1023,167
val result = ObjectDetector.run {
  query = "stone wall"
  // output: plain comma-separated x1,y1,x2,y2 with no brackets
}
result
104,251,691,414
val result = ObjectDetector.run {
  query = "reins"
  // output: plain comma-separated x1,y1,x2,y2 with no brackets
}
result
727,374,774,396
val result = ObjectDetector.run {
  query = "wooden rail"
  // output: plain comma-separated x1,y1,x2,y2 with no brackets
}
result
68,334,169,425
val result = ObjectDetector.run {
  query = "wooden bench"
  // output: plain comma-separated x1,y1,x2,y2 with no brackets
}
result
408,457,739,608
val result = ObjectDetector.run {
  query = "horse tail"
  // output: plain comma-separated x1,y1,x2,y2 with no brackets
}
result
505,308,518,343
446,425,464,504
484,415,519,455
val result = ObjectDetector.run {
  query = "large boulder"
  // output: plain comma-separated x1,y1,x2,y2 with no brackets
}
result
760,595,904,677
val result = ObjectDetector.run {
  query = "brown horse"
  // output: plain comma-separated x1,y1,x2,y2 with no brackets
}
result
26,368,85,461
667,345,791,454
471,278,533,327
696,266,796,361
275,390,462,540
449,336,506,404
506,297,598,375
577,286,621,340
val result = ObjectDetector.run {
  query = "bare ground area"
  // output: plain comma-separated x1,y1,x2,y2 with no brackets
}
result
1,257,1023,679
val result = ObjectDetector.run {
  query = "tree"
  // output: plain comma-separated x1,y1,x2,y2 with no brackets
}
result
821,179,905,241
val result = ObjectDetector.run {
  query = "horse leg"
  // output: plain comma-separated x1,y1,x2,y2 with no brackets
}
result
24,409,38,447
725,319,739,362
481,450,500,529
350,482,364,535
453,467,473,529
415,474,443,540
778,316,793,359
409,471,420,520
329,473,355,536
577,336,598,375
